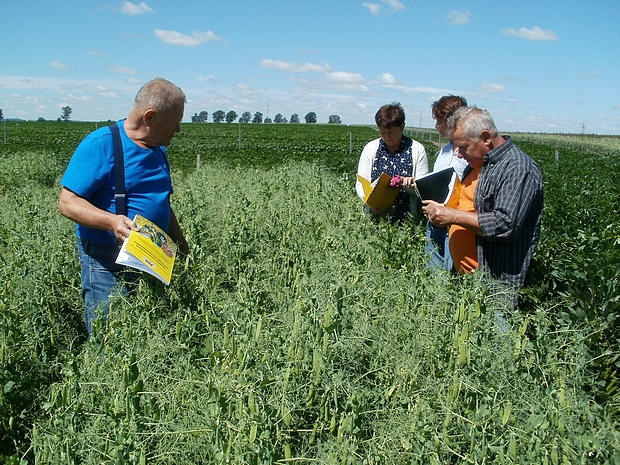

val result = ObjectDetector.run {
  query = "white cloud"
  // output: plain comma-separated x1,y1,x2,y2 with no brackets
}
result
260,59,332,73
197,75,223,84
154,29,227,46
579,70,599,79
478,83,506,93
362,2,381,16
362,0,405,16
324,72,369,92
501,26,558,41
89,50,105,56
446,8,470,25
383,0,405,12
284,75,310,85
121,1,154,16
106,65,137,75
50,61,69,70
325,71,367,84
60,92,94,103
408,85,456,95
375,73,401,86
97,91,122,99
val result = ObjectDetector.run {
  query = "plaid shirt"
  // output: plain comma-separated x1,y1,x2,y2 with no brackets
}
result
462,136,543,289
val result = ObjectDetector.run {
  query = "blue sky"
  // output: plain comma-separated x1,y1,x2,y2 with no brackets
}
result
2,0,619,134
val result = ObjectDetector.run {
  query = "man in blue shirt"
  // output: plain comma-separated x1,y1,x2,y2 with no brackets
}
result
59,77,189,336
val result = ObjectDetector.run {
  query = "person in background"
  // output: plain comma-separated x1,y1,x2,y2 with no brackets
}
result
425,95,469,271
59,77,190,336
356,102,429,223
422,106,543,307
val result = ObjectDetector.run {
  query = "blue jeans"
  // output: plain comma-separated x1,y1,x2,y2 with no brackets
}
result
425,221,454,271
77,238,137,336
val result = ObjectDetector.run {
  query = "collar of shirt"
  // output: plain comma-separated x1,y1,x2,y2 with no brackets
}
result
483,135,513,167
378,135,411,156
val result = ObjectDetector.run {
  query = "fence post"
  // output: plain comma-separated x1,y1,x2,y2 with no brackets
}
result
196,153,201,170
554,150,559,162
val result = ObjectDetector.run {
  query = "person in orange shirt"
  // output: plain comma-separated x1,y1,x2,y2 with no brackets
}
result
447,164,480,273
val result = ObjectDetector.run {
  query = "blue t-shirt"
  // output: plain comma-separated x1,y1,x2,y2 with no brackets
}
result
61,120,173,246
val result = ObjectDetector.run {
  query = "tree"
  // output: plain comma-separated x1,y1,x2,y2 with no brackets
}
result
60,106,72,122
252,111,263,124
191,111,209,123
226,110,238,123
290,113,300,124
304,112,317,124
239,111,252,123
0,109,3,120
274,113,287,123
328,115,342,124
191,111,208,123
212,110,225,123
264,117,272,124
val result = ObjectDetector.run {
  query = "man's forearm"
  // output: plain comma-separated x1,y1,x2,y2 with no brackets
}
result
423,200,483,236
449,209,483,236
58,187,135,242
59,187,116,231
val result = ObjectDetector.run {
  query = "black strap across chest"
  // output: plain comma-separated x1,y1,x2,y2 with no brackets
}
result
109,124,127,216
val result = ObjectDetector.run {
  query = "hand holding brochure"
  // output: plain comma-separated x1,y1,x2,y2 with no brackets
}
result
115,215,177,285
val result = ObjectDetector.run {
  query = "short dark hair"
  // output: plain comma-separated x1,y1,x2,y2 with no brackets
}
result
375,102,405,128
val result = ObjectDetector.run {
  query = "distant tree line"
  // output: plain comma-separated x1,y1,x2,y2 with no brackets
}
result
1,106,342,125
191,110,342,124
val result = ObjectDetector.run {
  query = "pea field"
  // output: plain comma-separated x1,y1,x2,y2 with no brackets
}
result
0,122,619,464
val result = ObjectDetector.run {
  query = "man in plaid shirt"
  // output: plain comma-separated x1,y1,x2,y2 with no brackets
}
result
422,106,543,306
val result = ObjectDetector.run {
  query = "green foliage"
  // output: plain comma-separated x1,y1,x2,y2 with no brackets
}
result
510,132,620,159
167,123,373,176
515,139,620,419
0,122,619,464
0,184,84,461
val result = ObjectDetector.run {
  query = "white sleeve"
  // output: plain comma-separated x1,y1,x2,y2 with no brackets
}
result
356,139,379,200
411,141,429,178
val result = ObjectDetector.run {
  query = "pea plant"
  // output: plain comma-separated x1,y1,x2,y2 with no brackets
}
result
0,122,618,464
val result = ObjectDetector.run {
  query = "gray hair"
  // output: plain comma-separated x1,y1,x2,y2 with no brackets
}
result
447,106,499,141
134,77,186,114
